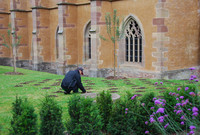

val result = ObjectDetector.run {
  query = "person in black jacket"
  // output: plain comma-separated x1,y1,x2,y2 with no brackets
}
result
61,67,86,94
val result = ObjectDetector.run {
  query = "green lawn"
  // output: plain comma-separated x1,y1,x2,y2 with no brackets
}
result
0,66,196,135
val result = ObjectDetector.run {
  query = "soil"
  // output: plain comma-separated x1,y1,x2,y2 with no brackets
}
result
135,94,143,97
14,85,23,87
108,88,118,90
136,87,146,89
4,72,24,75
111,91,118,93
105,76,127,80
87,83,95,85
51,82,60,86
43,79,52,81
48,95,58,97
20,81,35,85
157,96,164,98
39,82,45,83
42,87,51,89
53,91,63,93
34,84,41,86
136,90,145,92
156,87,167,89
159,91,165,93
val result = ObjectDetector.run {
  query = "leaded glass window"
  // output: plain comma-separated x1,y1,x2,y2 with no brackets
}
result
125,19,142,63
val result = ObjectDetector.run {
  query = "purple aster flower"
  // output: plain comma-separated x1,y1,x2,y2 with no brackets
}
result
155,100,162,105
145,121,148,125
156,108,165,114
155,82,158,85
188,108,191,111
162,103,166,106
189,67,196,70
176,98,179,100
150,115,154,117
189,78,194,81
185,87,189,91
164,114,168,117
169,92,172,95
153,97,157,101
131,95,137,100
189,92,196,96
189,131,195,134
149,117,155,123
145,131,149,134
191,75,197,79
172,92,176,96
176,110,183,114
180,115,185,120
150,107,155,110
174,110,177,113
181,121,184,125
192,107,199,112
162,99,166,103
125,108,128,111
157,116,164,123
160,82,163,85
164,123,169,128
176,94,180,97
195,79,199,82
180,96,184,99
141,103,145,106
189,125,196,130
177,87,181,91
192,112,198,116
176,103,181,106
125,111,127,114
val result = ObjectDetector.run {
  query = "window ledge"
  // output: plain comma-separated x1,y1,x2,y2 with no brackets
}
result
120,62,143,68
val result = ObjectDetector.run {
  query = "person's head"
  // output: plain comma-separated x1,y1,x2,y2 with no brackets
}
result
77,67,84,75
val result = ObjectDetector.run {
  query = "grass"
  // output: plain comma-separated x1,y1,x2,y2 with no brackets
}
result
0,65,197,135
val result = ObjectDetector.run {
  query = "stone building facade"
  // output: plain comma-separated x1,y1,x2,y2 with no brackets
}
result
0,0,199,79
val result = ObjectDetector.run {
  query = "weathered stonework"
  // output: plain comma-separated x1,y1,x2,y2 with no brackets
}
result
152,0,169,73
0,0,199,79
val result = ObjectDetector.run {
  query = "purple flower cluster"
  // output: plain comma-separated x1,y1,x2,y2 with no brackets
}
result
144,67,199,135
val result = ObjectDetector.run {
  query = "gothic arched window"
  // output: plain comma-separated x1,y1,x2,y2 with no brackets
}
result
125,19,142,63
84,22,91,61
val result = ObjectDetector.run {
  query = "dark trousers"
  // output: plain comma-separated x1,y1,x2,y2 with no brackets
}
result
61,83,78,93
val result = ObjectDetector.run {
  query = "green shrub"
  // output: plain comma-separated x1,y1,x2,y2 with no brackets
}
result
96,90,113,130
39,95,64,135
106,92,138,135
66,95,103,135
10,96,37,135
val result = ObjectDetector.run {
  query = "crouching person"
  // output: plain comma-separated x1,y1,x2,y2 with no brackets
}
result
61,67,86,94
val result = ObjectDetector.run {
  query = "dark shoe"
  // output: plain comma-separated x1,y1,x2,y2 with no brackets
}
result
64,91,70,94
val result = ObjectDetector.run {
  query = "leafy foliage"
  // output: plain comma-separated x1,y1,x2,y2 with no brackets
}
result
66,95,103,135
10,96,37,135
107,92,138,135
39,95,64,135
96,90,113,130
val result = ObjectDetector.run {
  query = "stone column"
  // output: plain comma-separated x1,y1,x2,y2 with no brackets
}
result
152,0,169,79
31,0,38,70
10,0,17,71
56,3,65,75
89,0,101,77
